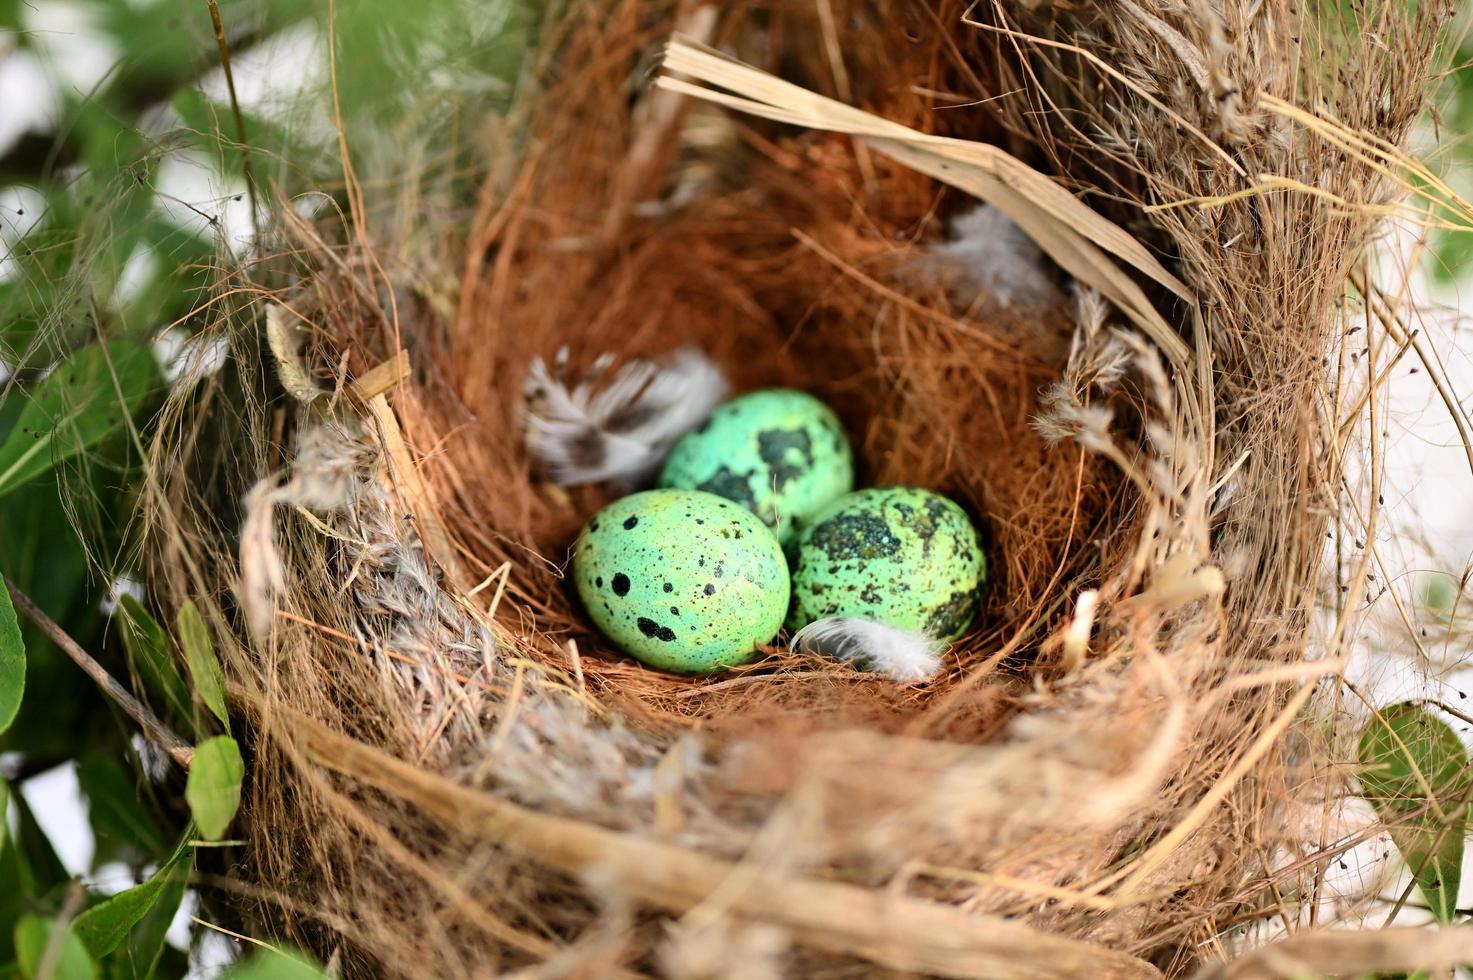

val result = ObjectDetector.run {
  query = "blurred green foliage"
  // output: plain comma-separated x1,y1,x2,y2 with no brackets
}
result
0,0,528,973
1427,21,1473,281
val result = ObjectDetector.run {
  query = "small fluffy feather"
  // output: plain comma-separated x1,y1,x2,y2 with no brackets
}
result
790,617,943,684
922,203,1063,311
523,346,728,486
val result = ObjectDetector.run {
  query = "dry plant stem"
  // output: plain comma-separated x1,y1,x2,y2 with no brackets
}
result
1190,926,1473,980
366,394,464,585
291,712,1161,980
656,41,1197,369
207,0,258,235
292,746,569,965
36,885,87,980
1111,682,1315,898
191,916,282,955
2,580,193,768
1358,272,1473,481
349,350,411,401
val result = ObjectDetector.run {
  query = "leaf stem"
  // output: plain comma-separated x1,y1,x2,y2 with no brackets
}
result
2,580,193,769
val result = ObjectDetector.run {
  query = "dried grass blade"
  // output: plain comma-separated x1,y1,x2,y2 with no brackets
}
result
367,395,464,585
659,37,1197,367
868,137,1191,366
1191,925,1473,980
350,350,411,400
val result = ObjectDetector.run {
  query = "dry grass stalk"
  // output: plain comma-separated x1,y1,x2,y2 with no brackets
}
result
1190,926,1473,980
288,708,1162,979
140,0,1457,975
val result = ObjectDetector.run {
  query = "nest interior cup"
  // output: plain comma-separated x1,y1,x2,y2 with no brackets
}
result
148,0,1456,976
436,30,1113,725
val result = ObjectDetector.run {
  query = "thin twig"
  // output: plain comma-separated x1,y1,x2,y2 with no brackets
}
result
3,580,193,768
207,0,260,240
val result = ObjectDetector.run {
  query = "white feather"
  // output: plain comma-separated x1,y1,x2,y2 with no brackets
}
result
924,203,1062,311
790,617,944,684
523,346,728,486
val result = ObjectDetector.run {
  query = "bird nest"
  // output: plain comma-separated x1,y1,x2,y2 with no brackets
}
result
143,0,1454,976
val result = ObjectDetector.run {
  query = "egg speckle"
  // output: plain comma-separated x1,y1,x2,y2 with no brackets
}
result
573,489,790,673
658,389,853,545
787,487,986,639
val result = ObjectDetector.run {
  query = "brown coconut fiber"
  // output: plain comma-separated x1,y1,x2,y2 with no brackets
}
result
141,0,1469,976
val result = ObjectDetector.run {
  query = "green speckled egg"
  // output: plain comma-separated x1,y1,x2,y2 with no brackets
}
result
572,489,790,673
787,487,986,640
658,389,854,546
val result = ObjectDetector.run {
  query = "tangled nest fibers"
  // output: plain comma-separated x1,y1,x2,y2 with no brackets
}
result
142,0,1459,976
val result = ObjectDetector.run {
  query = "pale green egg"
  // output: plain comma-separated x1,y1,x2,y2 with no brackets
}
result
572,489,789,673
657,389,853,546
787,487,986,640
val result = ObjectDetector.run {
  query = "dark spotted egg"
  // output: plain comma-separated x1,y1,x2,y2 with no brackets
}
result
658,389,853,546
572,489,789,673
787,487,986,640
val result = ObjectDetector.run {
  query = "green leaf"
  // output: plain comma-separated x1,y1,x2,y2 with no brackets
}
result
1357,702,1472,922
71,850,185,959
11,790,68,897
75,757,165,860
222,948,330,980
185,737,243,842
131,944,188,980
0,340,158,498
116,597,192,730
107,860,186,980
326,0,530,133
0,579,24,736
1421,572,1461,620
176,603,227,731
0,784,27,962
0,479,102,760
14,917,95,980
